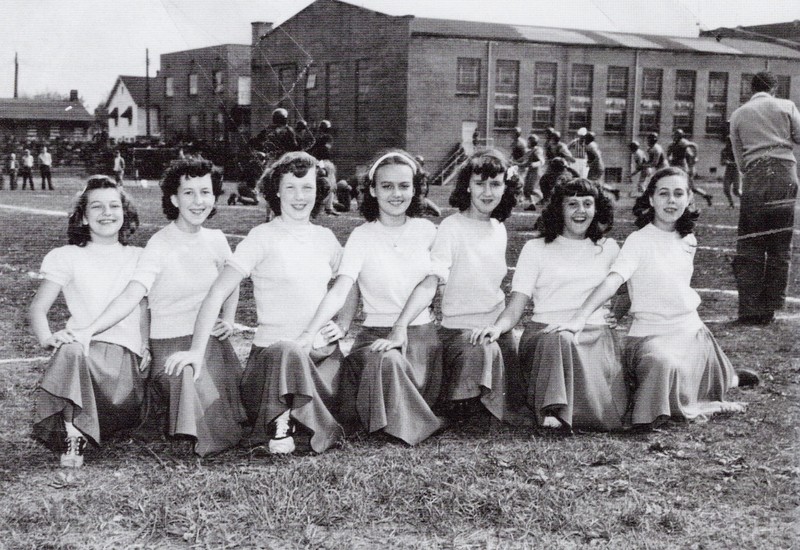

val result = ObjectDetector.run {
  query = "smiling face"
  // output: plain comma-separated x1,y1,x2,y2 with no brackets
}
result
370,164,415,225
561,195,596,240
278,170,316,224
649,174,691,231
171,173,216,232
83,187,124,244
467,173,505,219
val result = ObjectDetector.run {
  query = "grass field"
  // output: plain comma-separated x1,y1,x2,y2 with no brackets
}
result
0,175,798,549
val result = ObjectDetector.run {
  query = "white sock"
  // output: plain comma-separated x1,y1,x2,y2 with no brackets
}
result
64,420,82,439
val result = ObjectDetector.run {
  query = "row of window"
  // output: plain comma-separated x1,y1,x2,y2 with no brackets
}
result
162,112,228,141
456,58,792,136
164,73,252,105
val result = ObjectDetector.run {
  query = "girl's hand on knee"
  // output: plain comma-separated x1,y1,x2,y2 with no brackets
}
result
165,350,204,381
71,327,93,354
42,329,76,350
370,325,407,352
318,321,344,344
211,319,234,340
470,326,500,345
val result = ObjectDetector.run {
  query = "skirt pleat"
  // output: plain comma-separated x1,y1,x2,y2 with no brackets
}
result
240,341,345,453
518,323,628,431
149,335,245,456
341,324,444,445
33,342,145,450
438,327,517,422
624,324,743,425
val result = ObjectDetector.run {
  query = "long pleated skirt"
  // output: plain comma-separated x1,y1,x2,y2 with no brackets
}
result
341,324,444,445
33,341,145,450
624,324,743,426
438,327,518,422
240,340,345,453
149,335,245,456
518,323,628,431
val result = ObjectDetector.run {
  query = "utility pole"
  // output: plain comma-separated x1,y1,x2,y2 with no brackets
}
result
14,52,18,98
145,48,151,137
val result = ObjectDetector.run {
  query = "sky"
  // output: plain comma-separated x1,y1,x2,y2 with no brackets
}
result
1,0,798,111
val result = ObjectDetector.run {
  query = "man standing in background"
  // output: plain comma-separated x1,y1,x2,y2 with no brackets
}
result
38,146,53,190
113,150,126,186
729,71,800,325
20,149,34,190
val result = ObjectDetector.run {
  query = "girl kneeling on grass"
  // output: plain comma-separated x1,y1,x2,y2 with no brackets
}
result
297,150,444,445
386,149,521,424
29,176,146,467
549,167,758,428
166,152,355,454
474,178,627,431
77,158,245,456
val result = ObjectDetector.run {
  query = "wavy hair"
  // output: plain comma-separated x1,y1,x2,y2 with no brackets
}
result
633,166,699,237
258,151,328,217
449,148,519,222
535,178,612,243
359,149,423,222
68,176,138,247
160,157,223,220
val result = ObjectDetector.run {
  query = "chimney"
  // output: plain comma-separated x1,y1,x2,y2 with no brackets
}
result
251,22,273,46
69,89,79,102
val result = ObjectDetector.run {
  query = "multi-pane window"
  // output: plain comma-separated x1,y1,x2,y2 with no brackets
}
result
237,76,251,106
325,62,341,120
640,69,663,133
740,73,754,103
532,62,557,131
188,73,198,96
355,59,371,129
213,70,224,94
776,75,791,99
165,76,174,97
277,65,296,110
673,70,695,136
212,112,225,141
706,72,728,136
605,66,628,133
188,113,200,137
304,68,320,123
568,64,593,131
494,60,519,128
456,58,481,95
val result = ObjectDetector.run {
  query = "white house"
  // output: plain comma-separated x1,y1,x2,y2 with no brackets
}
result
106,75,161,141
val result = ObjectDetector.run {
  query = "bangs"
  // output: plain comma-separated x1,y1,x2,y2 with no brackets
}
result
468,153,506,180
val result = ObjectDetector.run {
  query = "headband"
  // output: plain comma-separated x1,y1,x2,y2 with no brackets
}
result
367,152,418,181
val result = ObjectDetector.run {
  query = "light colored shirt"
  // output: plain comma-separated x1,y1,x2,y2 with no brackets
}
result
22,154,34,168
228,218,342,347
38,152,52,167
40,242,143,354
113,156,125,172
338,218,436,327
513,236,619,326
132,222,231,339
729,92,800,170
610,223,702,337
431,213,507,329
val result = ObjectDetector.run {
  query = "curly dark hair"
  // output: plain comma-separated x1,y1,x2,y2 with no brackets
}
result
359,149,423,222
535,178,613,243
448,148,519,222
160,157,223,220
68,176,139,247
633,166,699,237
258,151,328,217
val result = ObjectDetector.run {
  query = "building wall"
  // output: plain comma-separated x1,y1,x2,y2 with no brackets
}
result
0,120,91,143
160,44,251,147
251,0,411,176
107,81,160,141
407,37,800,180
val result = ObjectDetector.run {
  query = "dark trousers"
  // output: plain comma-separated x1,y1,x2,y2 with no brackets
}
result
20,167,34,189
40,166,53,190
8,169,17,190
733,157,798,318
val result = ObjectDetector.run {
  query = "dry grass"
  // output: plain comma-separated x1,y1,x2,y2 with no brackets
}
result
0,177,798,549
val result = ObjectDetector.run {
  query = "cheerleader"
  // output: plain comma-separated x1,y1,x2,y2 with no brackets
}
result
29,176,145,467
297,150,444,445
166,152,354,454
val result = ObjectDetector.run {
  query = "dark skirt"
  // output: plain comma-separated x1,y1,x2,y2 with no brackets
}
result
518,323,628,431
624,324,743,426
149,335,245,457
341,324,444,445
438,327,518,422
33,342,145,450
240,341,345,453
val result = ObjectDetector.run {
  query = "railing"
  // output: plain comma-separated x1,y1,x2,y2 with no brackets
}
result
431,143,467,186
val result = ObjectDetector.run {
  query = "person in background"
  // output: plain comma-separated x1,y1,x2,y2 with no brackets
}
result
720,129,741,209
629,141,648,197
646,133,668,175
113,150,126,186
262,108,299,164
310,120,333,161
584,132,619,201
567,127,588,178
39,146,53,191
668,129,713,206
295,119,315,152
729,70,800,325
522,133,544,210
6,152,18,190
20,149,35,190
539,157,579,204
548,131,576,166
